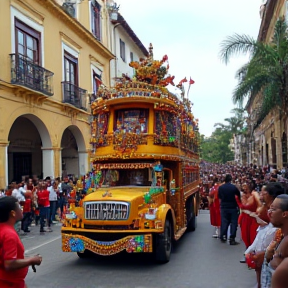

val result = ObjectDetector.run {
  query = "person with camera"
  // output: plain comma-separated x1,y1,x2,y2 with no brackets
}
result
0,196,42,288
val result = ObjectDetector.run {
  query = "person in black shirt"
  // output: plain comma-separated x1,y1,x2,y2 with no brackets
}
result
218,174,241,245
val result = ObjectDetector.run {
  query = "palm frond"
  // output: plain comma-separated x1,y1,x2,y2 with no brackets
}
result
232,71,274,105
235,63,249,81
272,18,288,59
255,82,282,125
219,34,257,65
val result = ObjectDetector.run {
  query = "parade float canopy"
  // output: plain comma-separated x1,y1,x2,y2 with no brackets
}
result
89,44,200,163
91,44,198,130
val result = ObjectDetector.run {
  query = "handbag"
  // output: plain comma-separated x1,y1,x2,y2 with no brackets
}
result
245,253,256,269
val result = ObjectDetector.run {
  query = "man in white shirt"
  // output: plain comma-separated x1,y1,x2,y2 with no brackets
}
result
18,183,26,199
47,181,58,225
11,183,25,203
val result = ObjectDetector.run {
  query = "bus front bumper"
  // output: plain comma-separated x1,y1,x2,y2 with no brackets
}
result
62,233,153,256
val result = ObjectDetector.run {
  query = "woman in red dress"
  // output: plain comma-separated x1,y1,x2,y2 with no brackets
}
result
236,183,261,248
209,178,221,238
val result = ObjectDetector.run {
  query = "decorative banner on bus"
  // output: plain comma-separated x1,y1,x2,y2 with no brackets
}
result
95,163,154,170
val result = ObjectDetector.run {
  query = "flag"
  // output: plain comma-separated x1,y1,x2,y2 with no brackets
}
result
189,77,195,85
176,77,187,88
186,77,195,98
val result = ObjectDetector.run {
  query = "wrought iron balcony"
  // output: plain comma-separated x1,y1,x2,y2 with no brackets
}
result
61,81,87,111
10,53,54,96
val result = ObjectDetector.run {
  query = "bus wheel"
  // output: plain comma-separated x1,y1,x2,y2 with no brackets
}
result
77,250,91,258
187,212,197,232
154,219,172,263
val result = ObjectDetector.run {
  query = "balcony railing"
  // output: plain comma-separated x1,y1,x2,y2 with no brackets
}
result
10,53,54,96
61,81,87,111
154,135,179,147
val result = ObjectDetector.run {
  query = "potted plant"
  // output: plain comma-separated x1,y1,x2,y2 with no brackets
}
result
107,2,120,20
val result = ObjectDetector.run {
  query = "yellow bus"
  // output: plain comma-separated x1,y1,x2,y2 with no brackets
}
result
61,48,200,263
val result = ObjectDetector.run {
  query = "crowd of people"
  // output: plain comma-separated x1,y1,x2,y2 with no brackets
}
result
0,176,85,235
200,161,288,288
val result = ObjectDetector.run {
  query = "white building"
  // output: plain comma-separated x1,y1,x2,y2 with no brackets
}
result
107,2,149,86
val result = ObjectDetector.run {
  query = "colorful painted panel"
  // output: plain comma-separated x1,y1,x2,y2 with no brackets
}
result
115,109,148,134
62,234,153,255
154,111,178,146
91,113,109,148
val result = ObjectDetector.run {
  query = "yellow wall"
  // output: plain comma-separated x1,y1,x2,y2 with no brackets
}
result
0,0,114,188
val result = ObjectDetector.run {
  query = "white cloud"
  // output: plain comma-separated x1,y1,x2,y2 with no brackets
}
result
115,0,262,136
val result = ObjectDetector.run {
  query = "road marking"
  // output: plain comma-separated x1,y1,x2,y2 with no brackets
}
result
25,236,61,254
22,236,35,240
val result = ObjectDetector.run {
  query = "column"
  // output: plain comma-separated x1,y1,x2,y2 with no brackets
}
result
52,147,62,178
42,148,54,179
275,119,282,168
0,142,9,189
78,150,89,176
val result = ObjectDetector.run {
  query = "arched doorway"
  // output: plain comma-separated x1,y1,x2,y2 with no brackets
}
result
61,125,88,179
8,115,52,183
282,132,287,167
271,138,277,165
261,146,264,166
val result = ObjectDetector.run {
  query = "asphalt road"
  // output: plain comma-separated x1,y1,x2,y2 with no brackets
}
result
24,211,256,288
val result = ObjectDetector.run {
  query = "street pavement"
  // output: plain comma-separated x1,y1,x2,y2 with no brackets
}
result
24,211,256,288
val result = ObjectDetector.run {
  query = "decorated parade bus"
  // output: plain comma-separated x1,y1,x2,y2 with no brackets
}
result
61,45,200,263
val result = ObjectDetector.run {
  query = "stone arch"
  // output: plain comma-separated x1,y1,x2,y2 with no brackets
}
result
60,125,89,179
5,111,52,148
7,114,53,182
62,125,86,152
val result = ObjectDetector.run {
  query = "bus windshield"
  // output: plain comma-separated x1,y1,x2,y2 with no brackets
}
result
100,169,152,187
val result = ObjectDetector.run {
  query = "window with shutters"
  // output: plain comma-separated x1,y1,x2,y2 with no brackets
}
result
91,1,101,41
15,18,41,65
120,39,126,62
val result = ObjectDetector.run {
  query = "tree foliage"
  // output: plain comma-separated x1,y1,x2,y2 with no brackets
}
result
200,108,246,163
219,19,288,122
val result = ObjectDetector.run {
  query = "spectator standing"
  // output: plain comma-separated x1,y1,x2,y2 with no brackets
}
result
58,177,71,218
0,196,42,288
37,183,51,233
264,194,288,288
11,183,24,204
21,191,32,233
218,174,241,245
208,178,221,238
47,181,57,225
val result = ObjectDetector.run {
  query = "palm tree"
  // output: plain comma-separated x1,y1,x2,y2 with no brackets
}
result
214,107,246,134
220,18,288,123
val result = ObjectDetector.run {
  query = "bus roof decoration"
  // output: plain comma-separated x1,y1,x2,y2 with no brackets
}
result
90,45,200,160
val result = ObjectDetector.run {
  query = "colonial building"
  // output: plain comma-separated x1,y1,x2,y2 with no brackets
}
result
0,0,115,188
229,134,247,166
108,8,149,86
245,0,288,169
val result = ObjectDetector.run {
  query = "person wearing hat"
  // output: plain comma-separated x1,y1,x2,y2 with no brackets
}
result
0,196,42,288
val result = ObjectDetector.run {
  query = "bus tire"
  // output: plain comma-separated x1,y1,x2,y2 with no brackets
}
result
154,219,172,263
187,212,197,232
77,250,91,258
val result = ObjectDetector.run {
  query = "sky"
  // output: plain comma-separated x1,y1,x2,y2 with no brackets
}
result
115,0,262,137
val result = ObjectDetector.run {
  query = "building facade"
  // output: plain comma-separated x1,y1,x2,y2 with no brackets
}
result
229,134,247,166
245,0,288,169
108,10,149,87
0,0,114,188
